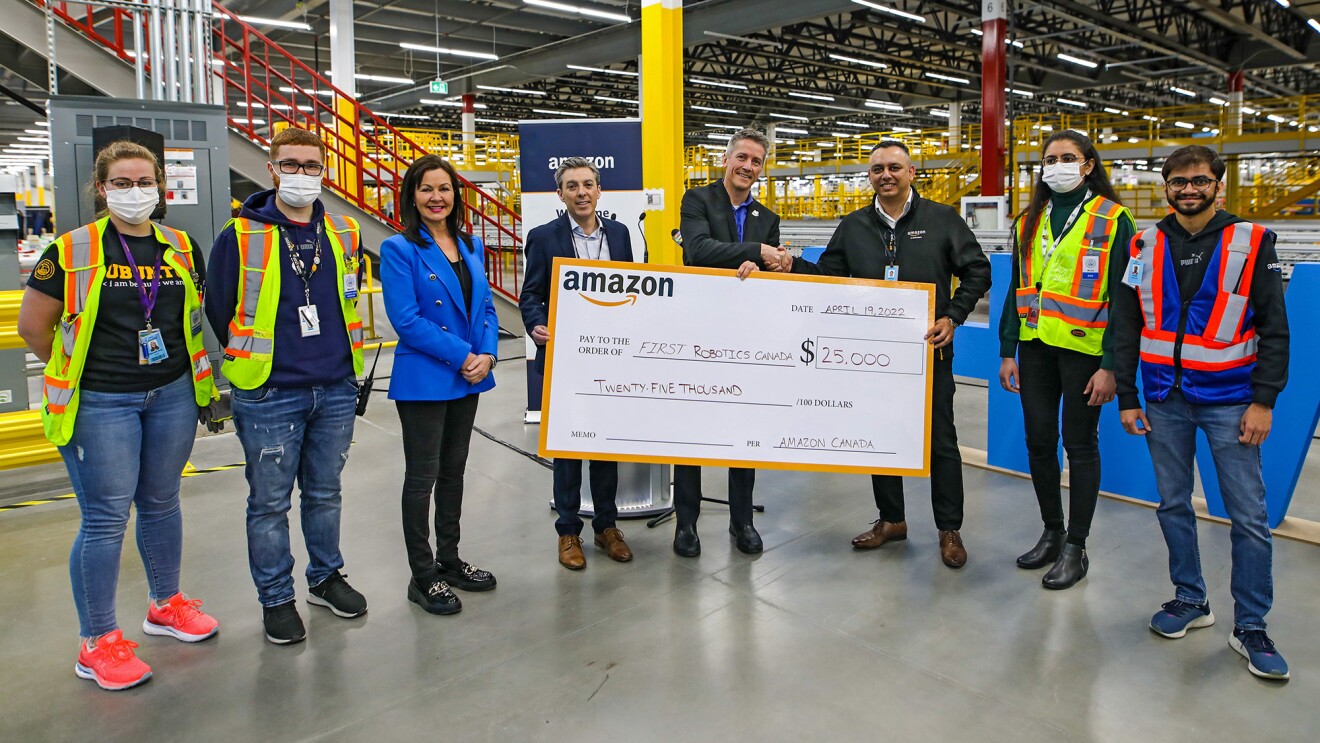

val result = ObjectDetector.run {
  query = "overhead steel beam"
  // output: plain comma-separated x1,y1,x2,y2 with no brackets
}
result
365,0,863,110
1184,0,1305,61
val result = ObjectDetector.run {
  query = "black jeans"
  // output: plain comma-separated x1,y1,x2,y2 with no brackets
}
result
1017,339,1102,542
553,459,619,536
870,356,964,531
396,395,480,581
672,466,755,527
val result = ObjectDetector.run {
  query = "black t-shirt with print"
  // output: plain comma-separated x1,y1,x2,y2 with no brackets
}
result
28,224,206,393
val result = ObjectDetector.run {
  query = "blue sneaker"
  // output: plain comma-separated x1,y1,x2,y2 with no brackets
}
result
1150,600,1215,638
1230,629,1290,680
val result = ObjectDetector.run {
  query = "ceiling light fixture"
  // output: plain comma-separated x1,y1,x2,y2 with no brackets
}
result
828,53,888,69
690,78,748,90
532,108,589,118
864,100,903,111
851,0,926,23
239,16,311,31
1169,86,1197,97
594,95,639,104
691,104,739,114
770,113,809,121
523,0,632,23
566,64,638,77
788,91,836,102
1056,98,1088,108
776,126,809,134
478,85,547,96
1057,53,1099,69
420,98,489,109
400,42,499,61
925,72,970,84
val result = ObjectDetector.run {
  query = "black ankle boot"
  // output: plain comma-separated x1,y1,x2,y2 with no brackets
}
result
1016,528,1066,569
1042,543,1089,590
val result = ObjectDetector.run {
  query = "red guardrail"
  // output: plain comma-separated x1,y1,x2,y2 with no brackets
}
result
34,0,522,301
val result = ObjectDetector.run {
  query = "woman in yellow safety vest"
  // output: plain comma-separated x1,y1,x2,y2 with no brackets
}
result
16,141,220,692
998,130,1136,590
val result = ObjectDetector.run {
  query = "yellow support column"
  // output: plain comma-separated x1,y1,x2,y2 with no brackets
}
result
641,0,683,266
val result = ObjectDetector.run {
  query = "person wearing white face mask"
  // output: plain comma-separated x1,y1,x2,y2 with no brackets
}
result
17,140,222,691
998,130,1135,589
205,127,369,645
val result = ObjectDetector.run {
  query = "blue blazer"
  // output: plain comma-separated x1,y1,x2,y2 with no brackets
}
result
519,212,634,332
380,229,499,401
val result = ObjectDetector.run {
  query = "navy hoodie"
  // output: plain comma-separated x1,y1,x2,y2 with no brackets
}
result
206,189,357,386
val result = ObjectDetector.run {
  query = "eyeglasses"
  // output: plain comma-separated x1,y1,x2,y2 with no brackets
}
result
105,178,158,190
1165,176,1218,191
1042,155,1085,166
272,160,325,176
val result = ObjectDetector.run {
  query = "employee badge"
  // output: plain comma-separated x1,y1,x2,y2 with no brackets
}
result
1081,254,1100,280
1025,297,1040,329
138,327,169,365
343,273,359,300
298,304,322,337
884,265,899,282
1122,256,1143,288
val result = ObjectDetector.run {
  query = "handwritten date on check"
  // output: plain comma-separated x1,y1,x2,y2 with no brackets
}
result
539,259,935,476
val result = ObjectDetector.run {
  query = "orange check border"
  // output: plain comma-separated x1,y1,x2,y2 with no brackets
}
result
537,258,936,477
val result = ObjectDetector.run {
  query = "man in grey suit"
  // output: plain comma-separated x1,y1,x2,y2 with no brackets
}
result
671,128,787,558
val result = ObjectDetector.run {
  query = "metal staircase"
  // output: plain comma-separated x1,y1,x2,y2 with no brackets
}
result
12,0,523,300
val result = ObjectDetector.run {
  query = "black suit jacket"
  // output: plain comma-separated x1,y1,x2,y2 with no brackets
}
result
520,212,634,369
678,179,781,269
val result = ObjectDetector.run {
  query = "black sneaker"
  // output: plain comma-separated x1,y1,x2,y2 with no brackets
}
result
407,578,463,615
436,559,497,592
307,571,368,618
262,601,306,645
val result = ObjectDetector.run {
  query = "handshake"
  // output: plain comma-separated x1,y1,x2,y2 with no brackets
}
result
737,244,793,280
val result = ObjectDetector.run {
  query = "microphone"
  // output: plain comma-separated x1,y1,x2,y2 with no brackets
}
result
637,212,648,263
670,228,682,246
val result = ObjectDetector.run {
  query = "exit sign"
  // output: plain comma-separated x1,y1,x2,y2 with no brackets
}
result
430,80,449,95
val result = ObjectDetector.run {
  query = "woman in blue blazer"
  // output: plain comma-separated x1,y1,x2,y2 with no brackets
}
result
380,155,499,616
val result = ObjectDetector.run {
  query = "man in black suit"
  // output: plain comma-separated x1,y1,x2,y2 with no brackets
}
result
520,157,635,571
672,128,788,558
786,140,992,568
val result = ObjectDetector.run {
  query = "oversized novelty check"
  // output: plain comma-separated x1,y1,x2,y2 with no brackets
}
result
539,259,935,476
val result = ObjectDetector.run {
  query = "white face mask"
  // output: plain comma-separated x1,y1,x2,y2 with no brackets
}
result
277,172,322,208
1042,161,1086,193
104,186,159,224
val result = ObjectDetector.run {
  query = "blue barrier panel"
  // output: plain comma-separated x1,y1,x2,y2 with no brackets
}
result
986,255,1319,525
952,253,1007,384
1196,262,1320,527
800,246,825,264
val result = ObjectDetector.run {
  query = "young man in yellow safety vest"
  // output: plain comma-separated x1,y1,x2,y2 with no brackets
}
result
205,127,367,645
1111,145,1291,680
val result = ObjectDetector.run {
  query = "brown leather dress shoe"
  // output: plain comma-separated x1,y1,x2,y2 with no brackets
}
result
594,528,633,562
558,535,586,570
939,530,967,569
851,519,908,550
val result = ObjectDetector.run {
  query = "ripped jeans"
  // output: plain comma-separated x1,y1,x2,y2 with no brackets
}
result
231,377,358,607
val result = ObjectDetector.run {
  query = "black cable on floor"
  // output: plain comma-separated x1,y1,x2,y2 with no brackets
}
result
473,425,553,469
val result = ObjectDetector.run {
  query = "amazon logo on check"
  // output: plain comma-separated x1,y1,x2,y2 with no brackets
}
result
562,269,674,307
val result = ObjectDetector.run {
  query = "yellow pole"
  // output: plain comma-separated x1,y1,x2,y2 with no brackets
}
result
641,0,683,266
335,94,361,199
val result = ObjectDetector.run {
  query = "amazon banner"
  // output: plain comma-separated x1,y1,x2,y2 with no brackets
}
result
518,118,645,417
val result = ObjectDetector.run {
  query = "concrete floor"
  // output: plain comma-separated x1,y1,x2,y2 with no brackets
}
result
3,334,1319,742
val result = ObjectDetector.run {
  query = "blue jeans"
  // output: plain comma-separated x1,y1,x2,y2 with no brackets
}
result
60,373,198,637
231,378,357,607
1145,390,1273,630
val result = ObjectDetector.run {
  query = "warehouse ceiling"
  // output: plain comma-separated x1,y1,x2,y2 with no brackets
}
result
214,0,1320,140
4,1,1320,147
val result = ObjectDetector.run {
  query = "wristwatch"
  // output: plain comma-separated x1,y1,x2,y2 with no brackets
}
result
484,353,498,369
947,318,961,328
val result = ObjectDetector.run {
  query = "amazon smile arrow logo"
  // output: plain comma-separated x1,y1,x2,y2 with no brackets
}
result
580,293,638,307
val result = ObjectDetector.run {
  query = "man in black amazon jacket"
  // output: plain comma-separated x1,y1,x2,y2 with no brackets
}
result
788,140,992,569
1110,145,1290,680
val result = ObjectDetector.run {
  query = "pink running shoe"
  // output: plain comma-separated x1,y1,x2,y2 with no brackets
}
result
75,629,152,691
143,593,219,642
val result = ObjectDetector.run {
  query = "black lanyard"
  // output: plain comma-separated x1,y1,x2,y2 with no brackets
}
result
279,222,322,304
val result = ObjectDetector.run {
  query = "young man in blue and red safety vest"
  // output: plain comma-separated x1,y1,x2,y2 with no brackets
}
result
1111,145,1291,680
